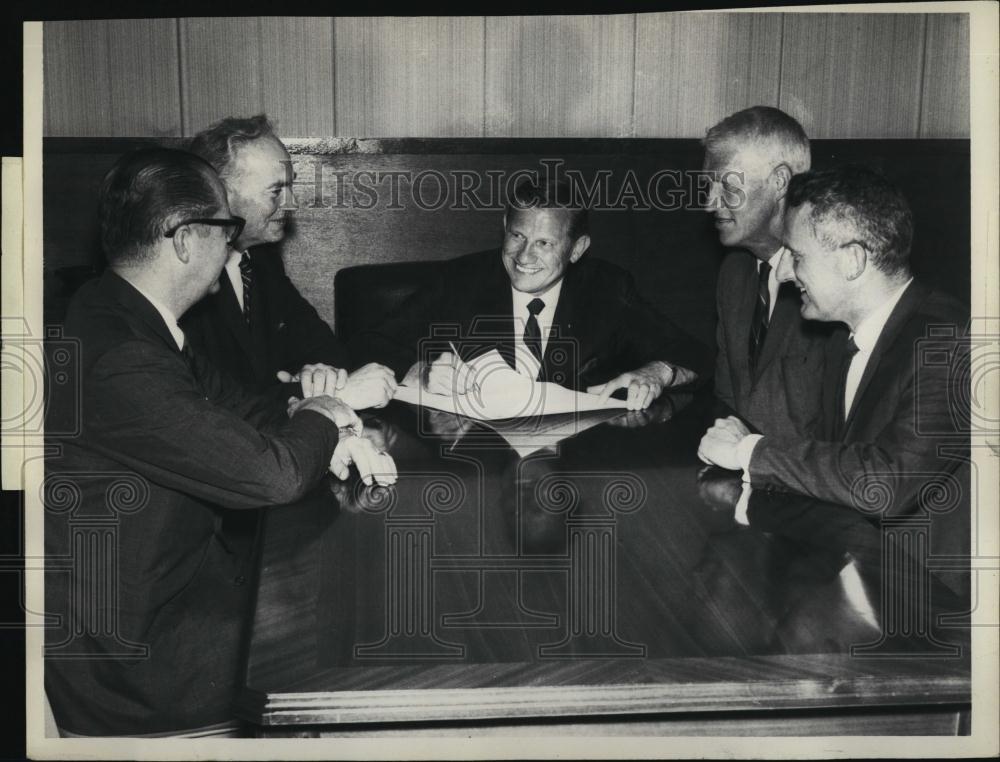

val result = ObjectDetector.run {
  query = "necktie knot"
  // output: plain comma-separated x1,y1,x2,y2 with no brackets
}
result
527,298,545,317
846,336,860,356
239,252,252,273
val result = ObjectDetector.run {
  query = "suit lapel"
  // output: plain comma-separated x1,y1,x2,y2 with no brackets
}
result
215,264,260,365
754,282,799,379
843,281,926,436
101,271,182,354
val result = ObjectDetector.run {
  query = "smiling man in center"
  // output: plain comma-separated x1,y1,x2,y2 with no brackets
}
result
355,176,709,410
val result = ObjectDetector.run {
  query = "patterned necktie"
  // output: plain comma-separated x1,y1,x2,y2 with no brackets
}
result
747,261,772,377
523,298,546,367
834,336,861,436
238,252,253,325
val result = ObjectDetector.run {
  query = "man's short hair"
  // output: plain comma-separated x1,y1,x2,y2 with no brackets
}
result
786,165,914,277
505,177,589,242
99,147,223,265
188,114,277,177
704,106,811,174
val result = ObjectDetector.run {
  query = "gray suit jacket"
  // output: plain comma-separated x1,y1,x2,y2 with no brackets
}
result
714,251,840,437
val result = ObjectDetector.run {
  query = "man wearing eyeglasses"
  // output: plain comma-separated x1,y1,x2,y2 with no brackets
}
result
698,166,968,515
183,114,397,409
45,148,397,737
703,106,839,439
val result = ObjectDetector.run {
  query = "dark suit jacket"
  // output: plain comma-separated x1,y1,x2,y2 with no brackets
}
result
45,271,341,736
749,281,969,515
180,244,350,393
351,249,711,390
715,251,841,438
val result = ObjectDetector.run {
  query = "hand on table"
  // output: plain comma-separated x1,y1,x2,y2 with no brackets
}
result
276,363,347,398
334,363,398,409
587,361,676,411
286,394,360,432
697,415,753,471
329,433,398,486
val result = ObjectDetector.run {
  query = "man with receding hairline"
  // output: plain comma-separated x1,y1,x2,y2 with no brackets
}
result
184,114,396,407
45,147,396,736
698,166,968,514
704,106,839,438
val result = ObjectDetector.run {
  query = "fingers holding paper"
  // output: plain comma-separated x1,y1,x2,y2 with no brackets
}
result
588,366,668,411
424,352,476,396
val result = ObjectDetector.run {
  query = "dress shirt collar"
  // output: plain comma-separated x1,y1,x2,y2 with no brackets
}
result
224,247,246,310
127,281,186,351
511,278,564,320
850,278,914,354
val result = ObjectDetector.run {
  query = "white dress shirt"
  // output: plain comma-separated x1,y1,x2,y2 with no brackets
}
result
224,249,246,311
129,282,185,351
511,280,564,380
843,278,913,419
759,246,786,321
735,277,915,483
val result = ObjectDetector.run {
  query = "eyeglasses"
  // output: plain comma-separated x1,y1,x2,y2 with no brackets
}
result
164,216,246,245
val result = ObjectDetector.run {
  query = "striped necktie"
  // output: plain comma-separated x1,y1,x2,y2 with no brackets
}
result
238,252,253,325
747,261,771,377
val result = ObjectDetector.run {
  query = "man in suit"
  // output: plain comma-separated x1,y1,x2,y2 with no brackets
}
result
183,114,396,404
353,177,710,411
704,106,839,437
697,166,968,515
45,148,397,736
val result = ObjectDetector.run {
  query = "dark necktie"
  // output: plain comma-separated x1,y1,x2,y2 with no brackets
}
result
239,252,253,325
523,298,546,368
833,336,860,437
747,261,772,377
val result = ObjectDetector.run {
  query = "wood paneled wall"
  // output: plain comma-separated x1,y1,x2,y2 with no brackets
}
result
43,13,969,139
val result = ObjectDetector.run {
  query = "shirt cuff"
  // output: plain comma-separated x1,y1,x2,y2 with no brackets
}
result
737,434,763,483
734,483,752,526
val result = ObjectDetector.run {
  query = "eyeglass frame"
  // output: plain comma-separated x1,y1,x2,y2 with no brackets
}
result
163,216,246,245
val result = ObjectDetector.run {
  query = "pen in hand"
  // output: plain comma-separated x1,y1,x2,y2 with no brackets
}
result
448,342,480,396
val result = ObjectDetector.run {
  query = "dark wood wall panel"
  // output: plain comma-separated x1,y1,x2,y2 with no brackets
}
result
180,17,264,136
44,20,182,137
260,18,336,137
920,14,970,138
779,14,926,138
484,15,635,137
634,13,783,138
333,17,485,137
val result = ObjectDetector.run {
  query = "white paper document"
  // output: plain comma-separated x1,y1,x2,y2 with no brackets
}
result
393,349,628,420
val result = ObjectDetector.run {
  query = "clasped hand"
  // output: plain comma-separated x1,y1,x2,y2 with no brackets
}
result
277,362,398,409
696,415,752,471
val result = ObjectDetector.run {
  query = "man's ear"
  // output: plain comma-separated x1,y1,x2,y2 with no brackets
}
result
569,234,591,264
171,226,193,264
839,242,867,281
772,163,793,200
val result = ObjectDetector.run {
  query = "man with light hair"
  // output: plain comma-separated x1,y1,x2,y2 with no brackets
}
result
703,106,838,438
184,114,396,406
698,165,968,515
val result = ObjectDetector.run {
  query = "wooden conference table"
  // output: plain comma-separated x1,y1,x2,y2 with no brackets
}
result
236,390,971,736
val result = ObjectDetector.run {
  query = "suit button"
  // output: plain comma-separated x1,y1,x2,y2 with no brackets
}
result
234,575,246,585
